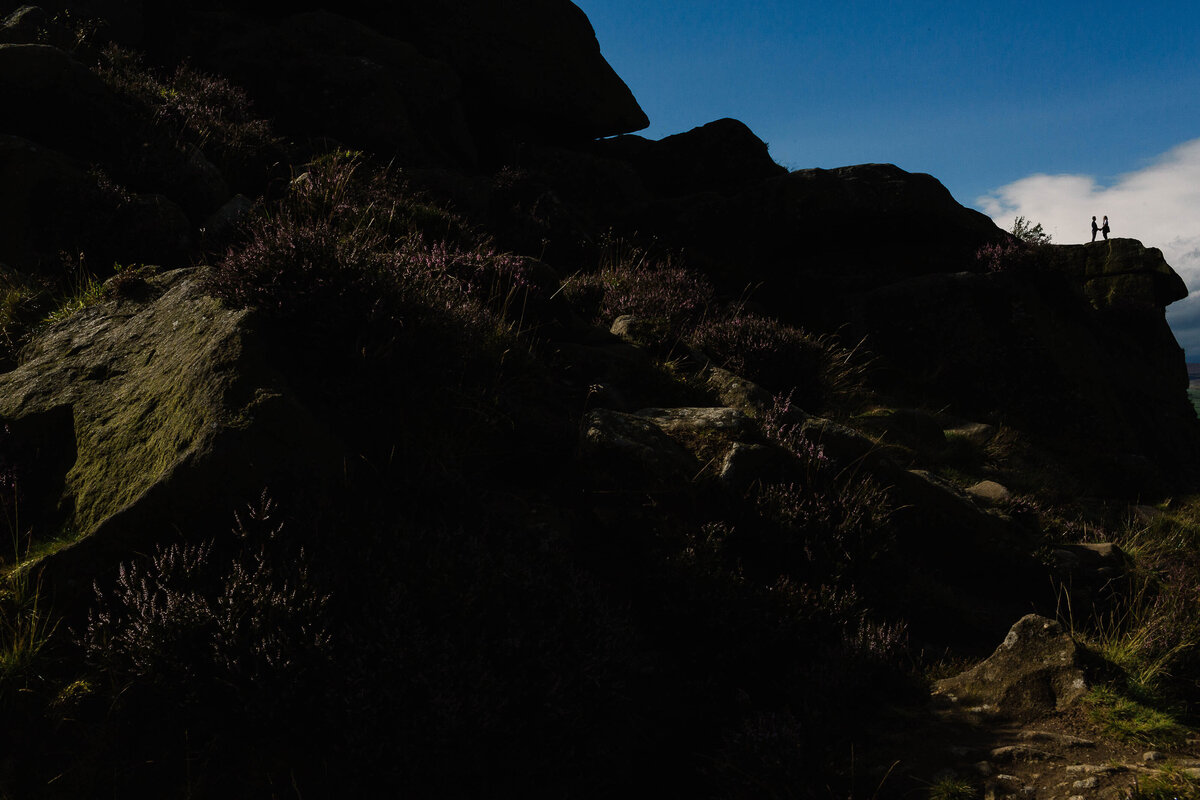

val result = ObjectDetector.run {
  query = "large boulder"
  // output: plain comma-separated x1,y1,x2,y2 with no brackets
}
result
34,0,648,162
206,11,476,167
373,0,649,147
1044,238,1188,312
934,614,1089,722
0,267,341,599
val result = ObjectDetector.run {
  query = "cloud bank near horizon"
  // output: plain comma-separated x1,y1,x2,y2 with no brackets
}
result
978,138,1200,361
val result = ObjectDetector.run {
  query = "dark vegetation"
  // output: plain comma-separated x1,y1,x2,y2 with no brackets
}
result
3,4,1200,798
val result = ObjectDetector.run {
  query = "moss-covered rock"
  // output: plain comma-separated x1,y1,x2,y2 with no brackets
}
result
935,614,1089,721
0,267,340,596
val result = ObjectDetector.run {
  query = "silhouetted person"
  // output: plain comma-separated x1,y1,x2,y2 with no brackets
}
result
1091,216,1098,242
1102,215,1110,240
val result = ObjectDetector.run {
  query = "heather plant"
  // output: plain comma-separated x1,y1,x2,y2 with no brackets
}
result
689,311,871,411
82,495,331,708
95,45,281,190
975,220,1051,272
563,240,715,339
208,150,545,368
749,393,895,580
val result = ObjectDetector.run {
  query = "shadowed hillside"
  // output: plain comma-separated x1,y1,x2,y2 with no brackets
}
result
3,2,1200,798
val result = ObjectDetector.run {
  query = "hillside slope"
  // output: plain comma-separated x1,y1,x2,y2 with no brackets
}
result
2,2,1200,798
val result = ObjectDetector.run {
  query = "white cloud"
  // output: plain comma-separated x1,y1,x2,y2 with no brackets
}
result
978,138,1200,361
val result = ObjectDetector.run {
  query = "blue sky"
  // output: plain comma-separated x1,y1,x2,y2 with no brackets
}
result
573,0,1200,359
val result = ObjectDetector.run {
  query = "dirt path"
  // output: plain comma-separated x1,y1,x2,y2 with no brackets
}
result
866,696,1200,799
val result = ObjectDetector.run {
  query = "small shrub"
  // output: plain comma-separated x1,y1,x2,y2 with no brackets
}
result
975,218,1051,272
82,495,331,708
689,312,823,388
975,239,1034,272
1011,215,1052,245
690,312,871,410
750,393,895,581
563,239,714,338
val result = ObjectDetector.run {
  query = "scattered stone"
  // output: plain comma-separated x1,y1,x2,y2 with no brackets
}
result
1182,767,1200,780
943,421,995,446
1019,730,1095,748
581,408,697,486
1143,751,1165,763
989,745,1056,762
719,442,790,491
635,406,754,438
1066,764,1120,775
610,314,667,348
966,480,1010,504
935,615,1089,721
699,364,776,417
1052,542,1131,581
1072,777,1099,789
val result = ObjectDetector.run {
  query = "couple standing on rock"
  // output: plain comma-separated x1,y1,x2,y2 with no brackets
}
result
1091,215,1110,242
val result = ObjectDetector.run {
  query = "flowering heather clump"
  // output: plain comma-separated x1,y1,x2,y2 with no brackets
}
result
208,150,538,334
689,312,823,391
754,393,893,573
398,236,539,319
975,239,1035,272
567,251,715,336
82,495,331,704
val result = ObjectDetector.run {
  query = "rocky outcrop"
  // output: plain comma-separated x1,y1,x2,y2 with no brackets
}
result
205,11,476,167
0,268,340,597
581,406,756,487
369,0,649,146
935,615,1089,721
1044,238,1188,312
854,240,1200,494
596,118,788,198
23,0,647,164
596,159,1005,330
